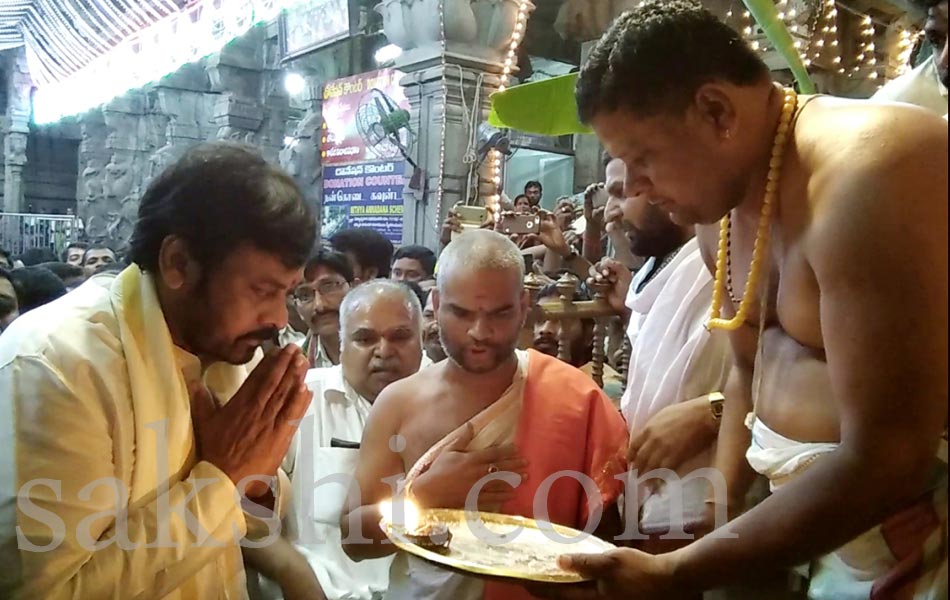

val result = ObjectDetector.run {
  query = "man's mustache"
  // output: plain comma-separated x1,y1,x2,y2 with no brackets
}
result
369,359,400,373
239,327,280,343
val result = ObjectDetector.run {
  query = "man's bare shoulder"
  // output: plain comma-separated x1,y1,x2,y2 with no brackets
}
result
373,361,444,411
800,97,946,230
802,97,947,188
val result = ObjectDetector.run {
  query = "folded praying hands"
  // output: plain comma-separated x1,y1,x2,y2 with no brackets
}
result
190,345,312,498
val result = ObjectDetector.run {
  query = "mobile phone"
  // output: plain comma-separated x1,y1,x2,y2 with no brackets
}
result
590,187,608,210
523,254,534,275
452,205,489,240
499,213,540,235
456,205,488,225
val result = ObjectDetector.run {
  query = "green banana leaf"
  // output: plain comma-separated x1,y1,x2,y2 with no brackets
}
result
487,73,593,136
743,0,816,93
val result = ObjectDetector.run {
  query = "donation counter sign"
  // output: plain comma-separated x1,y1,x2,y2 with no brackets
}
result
321,160,405,244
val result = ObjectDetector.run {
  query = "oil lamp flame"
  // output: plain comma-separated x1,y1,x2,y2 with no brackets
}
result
379,497,422,533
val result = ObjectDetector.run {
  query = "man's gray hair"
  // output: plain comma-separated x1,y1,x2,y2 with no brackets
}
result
437,229,524,291
339,279,423,338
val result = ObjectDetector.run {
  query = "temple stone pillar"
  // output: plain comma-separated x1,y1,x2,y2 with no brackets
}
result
207,28,268,147
149,63,213,183
381,0,528,247
3,131,28,214
279,103,323,237
77,111,111,240
4,48,32,213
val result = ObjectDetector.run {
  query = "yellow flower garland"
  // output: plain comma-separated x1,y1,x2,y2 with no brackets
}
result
707,87,798,331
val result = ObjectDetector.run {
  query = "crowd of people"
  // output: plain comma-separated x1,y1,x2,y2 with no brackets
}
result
0,1,947,599
0,241,118,333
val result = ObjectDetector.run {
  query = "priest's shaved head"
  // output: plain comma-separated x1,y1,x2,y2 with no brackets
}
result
433,230,528,374
436,229,524,290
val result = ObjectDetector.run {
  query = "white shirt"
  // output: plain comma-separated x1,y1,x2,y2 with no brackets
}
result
285,366,392,600
620,239,733,532
873,57,948,117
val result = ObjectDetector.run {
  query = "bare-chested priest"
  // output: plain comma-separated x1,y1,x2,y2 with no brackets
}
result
535,2,947,599
340,229,628,600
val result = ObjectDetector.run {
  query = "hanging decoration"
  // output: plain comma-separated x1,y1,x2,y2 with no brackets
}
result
29,0,309,124
742,0,816,93
806,0,844,75
486,0,535,212
892,28,921,78
437,0,449,227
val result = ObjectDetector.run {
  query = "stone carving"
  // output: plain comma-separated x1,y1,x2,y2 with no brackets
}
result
106,187,141,245
4,133,28,167
377,0,527,52
77,114,112,236
3,132,29,213
103,155,136,201
554,0,634,42
80,161,105,203
148,141,180,182
79,119,109,164
279,107,323,231
376,0,415,49
472,0,524,51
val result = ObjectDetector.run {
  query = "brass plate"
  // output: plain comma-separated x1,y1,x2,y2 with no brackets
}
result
382,508,615,583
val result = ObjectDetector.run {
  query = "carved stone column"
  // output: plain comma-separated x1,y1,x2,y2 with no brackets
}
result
397,56,503,247
4,48,32,213
279,105,324,238
150,63,212,183
206,28,267,147
3,131,28,213
381,0,526,247
77,111,111,240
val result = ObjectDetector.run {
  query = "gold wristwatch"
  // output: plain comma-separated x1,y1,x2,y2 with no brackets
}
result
708,392,725,421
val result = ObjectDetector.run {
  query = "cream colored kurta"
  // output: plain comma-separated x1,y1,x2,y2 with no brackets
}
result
0,270,266,599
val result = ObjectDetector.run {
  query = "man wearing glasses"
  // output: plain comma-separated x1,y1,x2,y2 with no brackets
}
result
292,248,355,368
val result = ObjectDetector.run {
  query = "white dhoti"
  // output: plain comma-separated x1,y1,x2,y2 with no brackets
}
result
746,417,948,600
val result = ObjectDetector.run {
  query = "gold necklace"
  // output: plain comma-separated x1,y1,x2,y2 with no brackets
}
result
707,87,798,331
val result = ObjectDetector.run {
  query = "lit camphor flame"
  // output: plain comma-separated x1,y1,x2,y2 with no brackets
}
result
379,497,422,533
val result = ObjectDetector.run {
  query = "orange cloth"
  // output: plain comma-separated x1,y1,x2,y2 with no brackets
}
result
485,350,629,600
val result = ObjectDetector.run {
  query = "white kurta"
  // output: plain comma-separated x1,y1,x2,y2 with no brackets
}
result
284,366,393,600
0,272,254,600
620,239,733,533
873,57,948,117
